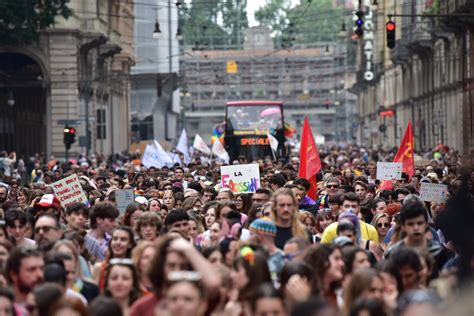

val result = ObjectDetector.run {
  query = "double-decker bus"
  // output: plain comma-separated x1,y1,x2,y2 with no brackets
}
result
224,100,288,162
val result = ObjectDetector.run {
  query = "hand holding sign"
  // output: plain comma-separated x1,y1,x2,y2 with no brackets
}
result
376,162,403,180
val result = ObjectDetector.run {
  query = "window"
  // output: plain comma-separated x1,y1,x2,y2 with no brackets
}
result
97,109,106,140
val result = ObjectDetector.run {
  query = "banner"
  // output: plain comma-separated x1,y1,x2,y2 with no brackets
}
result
212,140,230,164
116,190,135,215
193,134,211,155
51,174,88,208
420,182,448,203
393,121,415,177
376,162,403,180
143,143,172,168
267,133,279,152
221,163,260,193
176,129,191,164
298,117,322,200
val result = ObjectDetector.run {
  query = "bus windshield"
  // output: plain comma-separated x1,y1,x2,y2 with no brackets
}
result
227,105,283,135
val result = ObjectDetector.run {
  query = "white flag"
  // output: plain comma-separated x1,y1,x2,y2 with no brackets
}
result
267,134,279,152
193,134,211,155
167,151,182,166
211,140,230,164
142,144,169,168
153,140,173,164
176,129,191,164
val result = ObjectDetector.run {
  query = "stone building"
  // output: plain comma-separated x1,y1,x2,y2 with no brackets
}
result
0,0,135,159
180,26,357,143
352,0,473,162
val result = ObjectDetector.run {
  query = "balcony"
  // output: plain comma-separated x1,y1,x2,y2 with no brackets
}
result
404,21,434,56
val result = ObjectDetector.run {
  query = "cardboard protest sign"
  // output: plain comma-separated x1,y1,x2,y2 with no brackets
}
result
221,163,260,193
116,190,135,215
376,162,403,180
51,174,88,208
420,182,448,203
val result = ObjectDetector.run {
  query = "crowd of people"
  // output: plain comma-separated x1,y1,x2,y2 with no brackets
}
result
0,145,472,316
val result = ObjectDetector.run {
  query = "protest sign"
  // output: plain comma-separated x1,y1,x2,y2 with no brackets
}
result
376,162,403,180
51,174,88,208
420,182,448,203
116,190,135,215
221,163,260,193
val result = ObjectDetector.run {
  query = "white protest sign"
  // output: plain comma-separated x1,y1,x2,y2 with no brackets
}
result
116,190,135,215
376,162,403,180
51,174,88,208
420,182,448,203
221,163,260,193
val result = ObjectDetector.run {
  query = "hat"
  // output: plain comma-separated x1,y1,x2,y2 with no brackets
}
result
333,236,354,247
36,194,61,209
249,217,276,237
135,196,148,207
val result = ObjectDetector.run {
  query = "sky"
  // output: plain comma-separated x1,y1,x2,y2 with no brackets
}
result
247,0,301,27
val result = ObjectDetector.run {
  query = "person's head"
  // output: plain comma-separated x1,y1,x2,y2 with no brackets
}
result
29,283,64,316
325,177,341,196
0,288,14,316
5,209,27,243
202,246,224,267
249,217,277,244
174,167,185,180
342,246,371,275
148,235,192,296
0,186,8,203
386,247,422,291
136,212,162,242
231,247,271,300
271,188,298,225
216,201,237,220
269,174,287,191
88,296,123,316
252,188,272,204
202,202,219,229
34,215,62,251
283,237,310,263
164,279,207,316
293,178,311,201
234,193,252,214
51,240,81,282
395,289,442,316
162,190,176,209
108,226,136,259
341,192,360,215
6,246,44,296
417,250,434,287
164,209,190,237
399,199,429,243
349,298,387,316
315,208,334,234
104,258,140,305
181,196,202,212
216,190,234,203
279,262,314,300
65,203,89,230
344,268,384,314
131,241,156,280
371,213,391,238
353,181,368,201
291,297,338,316
89,202,119,234
201,187,215,203
122,203,143,230
337,211,360,243
304,244,344,292
147,198,162,213
251,283,286,316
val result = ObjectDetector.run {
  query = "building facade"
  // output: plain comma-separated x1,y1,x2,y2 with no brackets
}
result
131,0,180,145
352,0,473,163
0,0,135,159
180,26,357,143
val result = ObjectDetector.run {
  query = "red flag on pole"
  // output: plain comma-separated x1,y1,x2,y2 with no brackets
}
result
298,117,322,200
393,121,415,178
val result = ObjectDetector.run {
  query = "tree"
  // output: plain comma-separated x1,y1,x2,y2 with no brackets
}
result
0,0,72,46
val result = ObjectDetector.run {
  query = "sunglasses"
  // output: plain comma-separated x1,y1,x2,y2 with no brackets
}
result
326,184,339,189
377,223,390,228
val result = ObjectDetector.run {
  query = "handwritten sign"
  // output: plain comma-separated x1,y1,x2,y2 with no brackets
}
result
420,183,448,203
51,174,88,208
116,190,135,215
376,162,403,180
221,163,260,193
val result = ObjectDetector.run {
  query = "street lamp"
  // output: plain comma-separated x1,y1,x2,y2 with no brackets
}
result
7,91,14,107
153,21,162,39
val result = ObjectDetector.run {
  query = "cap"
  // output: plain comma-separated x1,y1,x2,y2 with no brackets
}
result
249,217,277,237
134,196,148,207
36,194,61,209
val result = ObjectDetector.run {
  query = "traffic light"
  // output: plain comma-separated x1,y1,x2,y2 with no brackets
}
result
63,125,77,150
355,11,364,37
386,20,396,48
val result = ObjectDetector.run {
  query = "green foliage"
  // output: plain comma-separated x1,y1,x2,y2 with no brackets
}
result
0,0,72,46
179,0,248,49
256,0,345,46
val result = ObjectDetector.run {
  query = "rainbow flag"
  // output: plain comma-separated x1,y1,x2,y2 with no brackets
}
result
284,122,297,138
211,122,226,144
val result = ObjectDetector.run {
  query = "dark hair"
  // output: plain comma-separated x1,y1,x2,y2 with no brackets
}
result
291,297,336,316
5,209,27,227
106,226,136,261
349,298,387,316
65,202,89,217
342,246,369,274
6,246,43,282
104,262,141,305
280,262,315,296
316,209,333,234
303,244,341,294
0,288,14,312
43,262,67,286
341,192,359,205
269,174,286,188
251,283,283,312
254,188,272,196
294,178,310,191
370,198,386,210
399,199,428,224
164,209,190,229
235,193,252,215
122,203,140,227
89,202,119,229
353,180,368,190
88,296,123,316
136,212,162,237
337,221,356,235
386,247,421,277
201,187,216,198
233,249,271,301
32,283,64,316
245,203,263,228
328,193,343,205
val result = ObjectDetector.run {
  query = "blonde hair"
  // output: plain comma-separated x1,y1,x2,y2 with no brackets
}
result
131,241,155,276
51,240,82,278
271,188,307,239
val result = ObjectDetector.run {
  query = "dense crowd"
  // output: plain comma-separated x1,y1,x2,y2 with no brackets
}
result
0,145,472,316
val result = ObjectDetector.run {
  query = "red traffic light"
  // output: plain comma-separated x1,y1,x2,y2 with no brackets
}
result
69,127,76,134
386,21,396,31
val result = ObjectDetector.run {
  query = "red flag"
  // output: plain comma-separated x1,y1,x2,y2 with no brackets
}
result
298,117,322,199
393,121,415,178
